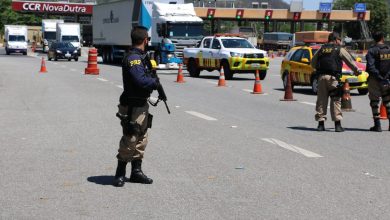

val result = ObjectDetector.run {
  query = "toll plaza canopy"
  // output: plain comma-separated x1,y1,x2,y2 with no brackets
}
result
11,0,93,15
195,8,370,21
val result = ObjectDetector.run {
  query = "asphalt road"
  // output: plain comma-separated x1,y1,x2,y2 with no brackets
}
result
1,47,390,219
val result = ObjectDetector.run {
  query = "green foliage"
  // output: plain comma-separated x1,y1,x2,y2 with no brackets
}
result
0,0,42,35
333,0,390,34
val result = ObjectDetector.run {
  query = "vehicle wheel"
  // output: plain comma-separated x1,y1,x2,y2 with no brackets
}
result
68,58,71,61
48,57,52,61
259,70,267,80
102,49,108,63
358,88,368,95
54,56,58,61
222,61,233,80
282,72,294,90
6,49,10,55
108,48,113,63
23,52,27,55
187,59,200,77
74,57,78,62
311,74,319,94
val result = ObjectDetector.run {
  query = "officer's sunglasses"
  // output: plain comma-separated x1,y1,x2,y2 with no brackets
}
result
146,37,151,41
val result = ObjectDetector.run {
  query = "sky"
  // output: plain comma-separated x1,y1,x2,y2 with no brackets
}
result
283,0,332,10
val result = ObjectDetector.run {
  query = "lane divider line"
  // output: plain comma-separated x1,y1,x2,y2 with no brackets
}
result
261,138,323,158
97,77,108,82
300,101,316,106
185,111,217,121
116,85,123,89
70,68,77,72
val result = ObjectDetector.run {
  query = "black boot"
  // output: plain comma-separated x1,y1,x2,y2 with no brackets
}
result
317,121,325,131
369,118,382,132
335,121,344,132
113,160,127,187
129,159,153,184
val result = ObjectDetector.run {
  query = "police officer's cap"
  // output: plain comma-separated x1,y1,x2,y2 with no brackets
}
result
328,32,341,42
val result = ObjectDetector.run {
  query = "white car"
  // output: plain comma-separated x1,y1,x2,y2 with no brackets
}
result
183,35,269,80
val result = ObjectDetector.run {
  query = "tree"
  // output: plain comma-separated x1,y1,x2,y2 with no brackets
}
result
333,0,390,34
0,0,42,35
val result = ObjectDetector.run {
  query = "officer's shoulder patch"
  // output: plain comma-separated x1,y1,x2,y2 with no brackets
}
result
128,55,142,67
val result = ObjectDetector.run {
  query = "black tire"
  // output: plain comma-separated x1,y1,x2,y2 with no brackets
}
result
187,59,200,77
68,58,71,61
23,52,27,55
311,74,319,94
48,57,52,61
259,70,267,80
74,57,78,62
282,72,294,90
54,56,58,61
222,61,233,80
6,49,10,55
358,88,368,95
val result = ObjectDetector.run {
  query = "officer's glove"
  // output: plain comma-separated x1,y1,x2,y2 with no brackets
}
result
157,84,167,101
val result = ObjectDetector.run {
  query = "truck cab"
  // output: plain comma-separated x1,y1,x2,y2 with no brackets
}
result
4,25,28,55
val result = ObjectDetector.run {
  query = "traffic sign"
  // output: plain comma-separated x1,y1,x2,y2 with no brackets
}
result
265,9,273,20
319,3,332,13
354,3,366,13
236,9,244,20
293,12,301,21
207,9,216,20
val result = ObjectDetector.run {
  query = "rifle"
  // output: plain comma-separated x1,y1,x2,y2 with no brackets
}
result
149,69,171,114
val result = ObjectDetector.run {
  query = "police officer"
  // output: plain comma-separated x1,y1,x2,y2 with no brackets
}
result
366,31,390,132
113,26,161,187
311,32,361,132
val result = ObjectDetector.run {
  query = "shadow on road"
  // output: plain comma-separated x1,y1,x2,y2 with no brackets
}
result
197,75,254,81
288,126,370,132
287,126,318,131
87,175,115,186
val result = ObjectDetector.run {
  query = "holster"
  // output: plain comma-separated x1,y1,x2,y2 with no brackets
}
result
329,83,343,98
117,105,142,136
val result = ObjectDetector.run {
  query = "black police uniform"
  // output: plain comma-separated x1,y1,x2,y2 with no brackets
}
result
113,47,159,186
366,43,390,131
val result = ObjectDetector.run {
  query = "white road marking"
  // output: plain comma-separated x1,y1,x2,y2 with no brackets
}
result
116,85,123,89
206,81,216,84
97,77,108,82
175,106,180,108
300,101,316,106
53,63,58,65
261,138,323,158
70,68,77,72
185,111,217,121
231,125,238,128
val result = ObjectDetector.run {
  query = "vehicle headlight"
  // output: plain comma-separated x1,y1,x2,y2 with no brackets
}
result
56,50,62,53
167,54,173,58
73,50,78,53
230,52,244,57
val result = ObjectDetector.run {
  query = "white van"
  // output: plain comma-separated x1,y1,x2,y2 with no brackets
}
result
4,25,28,55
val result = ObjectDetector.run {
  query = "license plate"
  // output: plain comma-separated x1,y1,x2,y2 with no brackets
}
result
251,63,261,68
346,77,358,83
65,53,71,58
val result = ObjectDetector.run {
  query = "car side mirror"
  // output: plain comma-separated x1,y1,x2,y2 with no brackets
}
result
301,58,309,63
356,57,362,62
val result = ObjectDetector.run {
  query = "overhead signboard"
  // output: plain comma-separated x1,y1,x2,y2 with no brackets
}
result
12,1,93,15
290,0,303,12
319,2,332,13
354,3,366,13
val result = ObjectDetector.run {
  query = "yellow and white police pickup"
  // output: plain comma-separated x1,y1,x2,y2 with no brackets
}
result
183,34,269,80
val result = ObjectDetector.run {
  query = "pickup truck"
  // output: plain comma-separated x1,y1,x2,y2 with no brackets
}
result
183,35,269,80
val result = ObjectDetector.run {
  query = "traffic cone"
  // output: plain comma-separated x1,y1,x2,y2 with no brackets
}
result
252,70,263,94
217,66,226,87
175,63,185,83
341,79,355,112
85,48,100,75
280,72,296,101
380,102,387,120
39,57,47,73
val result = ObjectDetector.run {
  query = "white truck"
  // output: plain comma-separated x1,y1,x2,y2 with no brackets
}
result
42,19,64,52
183,35,269,80
56,23,81,55
4,25,28,55
92,0,203,64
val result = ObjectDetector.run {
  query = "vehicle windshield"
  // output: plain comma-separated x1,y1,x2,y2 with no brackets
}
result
167,23,203,39
221,39,254,48
264,33,292,41
57,42,75,48
44,32,56,40
62,36,79,42
9,35,25,42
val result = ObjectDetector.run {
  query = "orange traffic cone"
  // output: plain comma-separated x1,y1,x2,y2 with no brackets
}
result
341,79,355,112
39,57,47,73
380,102,387,120
175,63,185,83
85,48,100,75
252,70,263,94
217,66,226,87
280,72,296,101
